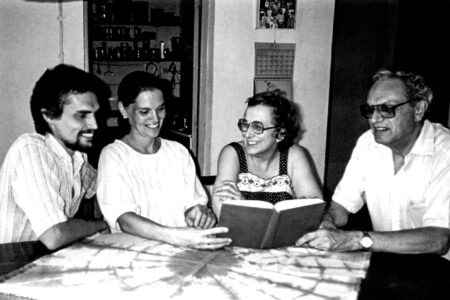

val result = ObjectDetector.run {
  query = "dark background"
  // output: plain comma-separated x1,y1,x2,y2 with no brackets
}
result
324,0,450,229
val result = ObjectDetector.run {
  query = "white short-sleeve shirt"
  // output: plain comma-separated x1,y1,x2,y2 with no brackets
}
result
333,120,450,258
97,139,207,230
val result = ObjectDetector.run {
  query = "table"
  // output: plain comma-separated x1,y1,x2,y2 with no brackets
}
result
0,233,370,300
1,234,449,300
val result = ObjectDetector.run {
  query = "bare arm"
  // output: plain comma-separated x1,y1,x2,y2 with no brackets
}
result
288,145,323,200
296,226,450,255
39,218,108,250
118,212,231,250
298,199,450,255
212,145,242,217
368,227,450,255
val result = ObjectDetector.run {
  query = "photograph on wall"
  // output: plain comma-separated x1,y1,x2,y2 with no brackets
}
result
257,0,296,29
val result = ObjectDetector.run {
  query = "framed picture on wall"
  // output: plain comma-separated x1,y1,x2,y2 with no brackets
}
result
254,78,293,101
256,0,296,29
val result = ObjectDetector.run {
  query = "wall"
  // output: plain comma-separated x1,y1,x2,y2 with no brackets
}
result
0,0,85,163
207,0,335,182
324,0,398,199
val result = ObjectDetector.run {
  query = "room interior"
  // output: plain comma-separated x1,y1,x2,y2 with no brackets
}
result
1,0,448,222
1,3,450,297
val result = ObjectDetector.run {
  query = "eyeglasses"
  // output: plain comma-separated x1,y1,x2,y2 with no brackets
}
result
237,118,277,134
360,99,414,119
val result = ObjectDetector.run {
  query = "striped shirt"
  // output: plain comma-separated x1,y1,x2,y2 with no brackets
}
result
0,133,96,243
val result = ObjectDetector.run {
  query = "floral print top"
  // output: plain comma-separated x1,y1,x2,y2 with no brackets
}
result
230,142,295,204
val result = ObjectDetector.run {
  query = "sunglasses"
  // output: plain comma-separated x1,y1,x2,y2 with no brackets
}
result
360,99,414,119
237,118,277,135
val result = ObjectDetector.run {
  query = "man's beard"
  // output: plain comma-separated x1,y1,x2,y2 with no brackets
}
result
64,130,95,153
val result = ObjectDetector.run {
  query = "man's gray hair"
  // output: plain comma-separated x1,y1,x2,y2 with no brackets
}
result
372,69,433,104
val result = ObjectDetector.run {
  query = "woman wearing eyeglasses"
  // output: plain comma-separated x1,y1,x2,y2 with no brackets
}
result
212,90,323,217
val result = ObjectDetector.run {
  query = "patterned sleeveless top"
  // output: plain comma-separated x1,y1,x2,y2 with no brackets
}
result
230,142,295,204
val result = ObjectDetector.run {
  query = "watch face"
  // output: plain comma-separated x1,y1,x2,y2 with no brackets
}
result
360,236,373,249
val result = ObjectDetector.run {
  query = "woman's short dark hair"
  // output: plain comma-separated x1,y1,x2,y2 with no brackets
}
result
372,68,433,104
117,71,172,135
117,71,171,108
246,89,302,150
30,64,110,135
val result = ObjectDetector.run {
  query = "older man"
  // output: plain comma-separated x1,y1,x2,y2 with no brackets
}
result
0,64,110,250
297,69,450,259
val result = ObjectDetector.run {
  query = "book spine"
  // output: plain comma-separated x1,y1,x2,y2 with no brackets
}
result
259,210,280,248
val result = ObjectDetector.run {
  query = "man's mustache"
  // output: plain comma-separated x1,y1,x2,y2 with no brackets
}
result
79,130,95,135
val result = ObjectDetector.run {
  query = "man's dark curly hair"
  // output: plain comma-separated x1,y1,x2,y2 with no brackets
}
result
246,89,302,151
30,64,110,135
372,69,433,104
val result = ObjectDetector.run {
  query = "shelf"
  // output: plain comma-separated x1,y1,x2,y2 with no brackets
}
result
93,60,180,64
92,37,136,42
88,1,192,150
93,21,180,27
169,129,191,138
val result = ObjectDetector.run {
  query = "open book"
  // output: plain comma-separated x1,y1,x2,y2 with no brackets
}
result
218,198,325,249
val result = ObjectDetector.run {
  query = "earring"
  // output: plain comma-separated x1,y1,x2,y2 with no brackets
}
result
117,101,128,119
276,131,286,140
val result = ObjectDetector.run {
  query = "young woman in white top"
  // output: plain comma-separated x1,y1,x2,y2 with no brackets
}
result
97,71,230,250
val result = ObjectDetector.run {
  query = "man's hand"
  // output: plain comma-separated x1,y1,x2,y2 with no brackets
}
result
295,229,362,252
172,227,232,250
185,204,217,229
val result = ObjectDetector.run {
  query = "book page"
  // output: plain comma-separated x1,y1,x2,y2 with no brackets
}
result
274,198,324,211
222,199,274,209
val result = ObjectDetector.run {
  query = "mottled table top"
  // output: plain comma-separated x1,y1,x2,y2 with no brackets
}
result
0,232,370,300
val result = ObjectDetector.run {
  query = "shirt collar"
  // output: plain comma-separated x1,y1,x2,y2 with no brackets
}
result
371,119,434,156
409,120,434,156
45,133,88,169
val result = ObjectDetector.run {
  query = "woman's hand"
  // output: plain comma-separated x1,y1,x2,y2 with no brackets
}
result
213,180,244,201
171,227,232,250
185,204,217,229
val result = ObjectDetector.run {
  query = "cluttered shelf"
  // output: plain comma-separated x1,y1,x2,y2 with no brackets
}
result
92,21,180,27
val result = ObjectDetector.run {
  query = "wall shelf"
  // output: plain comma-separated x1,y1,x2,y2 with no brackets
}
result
88,0,195,152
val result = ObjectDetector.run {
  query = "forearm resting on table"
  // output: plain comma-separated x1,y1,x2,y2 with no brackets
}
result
118,212,175,243
39,218,108,250
118,212,231,250
118,212,202,247
369,227,450,255
297,226,450,255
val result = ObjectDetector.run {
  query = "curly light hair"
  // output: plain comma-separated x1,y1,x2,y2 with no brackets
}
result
372,69,433,104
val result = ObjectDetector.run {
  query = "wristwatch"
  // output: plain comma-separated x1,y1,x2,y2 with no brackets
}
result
360,231,373,250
